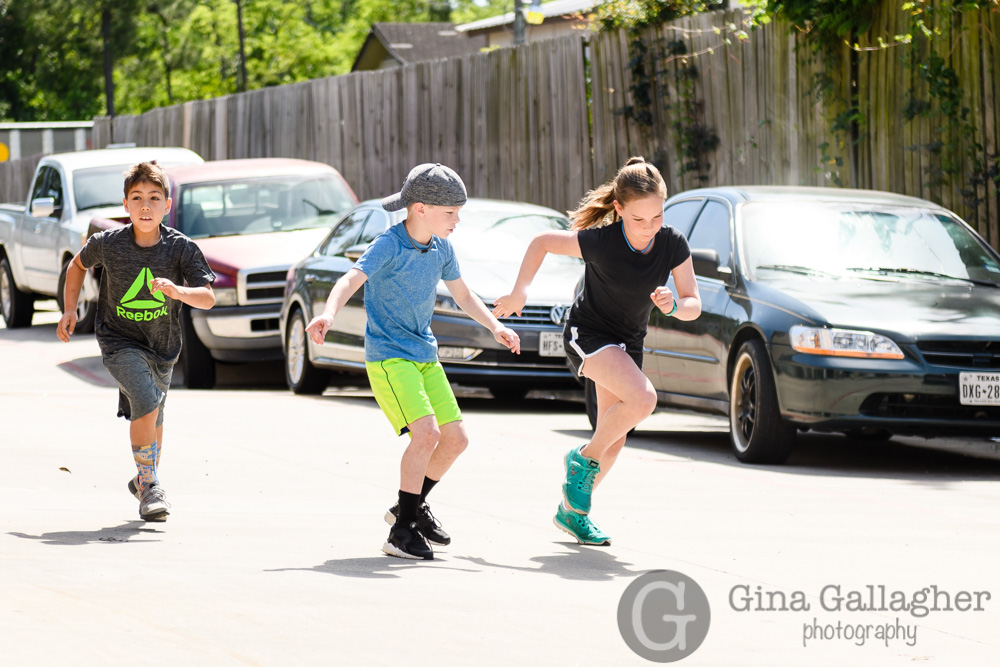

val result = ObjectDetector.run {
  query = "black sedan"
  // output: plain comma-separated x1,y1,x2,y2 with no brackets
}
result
585,186,1000,464
280,198,585,397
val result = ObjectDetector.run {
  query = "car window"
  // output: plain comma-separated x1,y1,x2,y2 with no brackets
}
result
358,210,390,245
688,200,732,268
663,199,704,238
742,202,1000,286
45,168,64,213
321,210,371,257
30,167,52,203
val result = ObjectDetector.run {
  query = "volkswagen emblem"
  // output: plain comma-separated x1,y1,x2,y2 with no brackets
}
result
549,305,568,325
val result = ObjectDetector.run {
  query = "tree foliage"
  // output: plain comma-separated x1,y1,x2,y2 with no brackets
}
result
593,0,726,32
1,0,509,120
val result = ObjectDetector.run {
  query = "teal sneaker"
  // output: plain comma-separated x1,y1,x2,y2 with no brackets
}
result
553,504,611,546
562,445,600,514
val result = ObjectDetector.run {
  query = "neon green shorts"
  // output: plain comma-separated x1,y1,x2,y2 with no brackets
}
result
366,359,462,436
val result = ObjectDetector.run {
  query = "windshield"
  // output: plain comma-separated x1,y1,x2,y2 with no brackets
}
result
741,202,1000,287
73,163,195,211
178,175,355,238
448,211,583,267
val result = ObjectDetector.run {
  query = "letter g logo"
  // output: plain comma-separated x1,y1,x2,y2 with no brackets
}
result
618,570,711,662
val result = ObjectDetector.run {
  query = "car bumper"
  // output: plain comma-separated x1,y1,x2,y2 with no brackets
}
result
191,304,283,362
771,343,1000,435
432,315,575,387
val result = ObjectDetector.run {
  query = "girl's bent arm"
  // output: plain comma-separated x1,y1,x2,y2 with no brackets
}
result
493,230,581,317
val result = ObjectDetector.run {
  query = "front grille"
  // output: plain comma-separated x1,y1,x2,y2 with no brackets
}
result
492,303,569,327
917,340,1000,369
860,393,1000,420
239,268,289,305
250,318,280,333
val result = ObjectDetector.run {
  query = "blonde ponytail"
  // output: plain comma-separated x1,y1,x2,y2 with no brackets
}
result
569,156,667,231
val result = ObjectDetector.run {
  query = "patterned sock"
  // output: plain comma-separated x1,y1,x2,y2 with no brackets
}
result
419,476,439,504
132,440,159,491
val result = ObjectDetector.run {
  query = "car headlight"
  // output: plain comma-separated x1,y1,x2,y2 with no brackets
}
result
789,325,904,359
213,287,238,307
433,295,467,317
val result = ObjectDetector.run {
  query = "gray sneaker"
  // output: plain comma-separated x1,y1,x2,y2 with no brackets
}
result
139,482,170,522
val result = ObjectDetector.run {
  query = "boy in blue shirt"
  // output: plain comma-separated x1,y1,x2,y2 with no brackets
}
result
306,163,520,560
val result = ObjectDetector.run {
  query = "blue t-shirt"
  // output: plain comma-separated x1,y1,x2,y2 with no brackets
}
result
353,221,461,362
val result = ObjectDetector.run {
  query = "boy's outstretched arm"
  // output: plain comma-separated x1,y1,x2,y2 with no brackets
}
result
445,277,520,355
304,268,368,345
150,277,216,310
492,230,581,318
56,253,87,342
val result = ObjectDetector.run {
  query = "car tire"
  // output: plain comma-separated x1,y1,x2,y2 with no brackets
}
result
729,339,795,464
57,257,96,334
284,309,330,395
489,385,529,402
180,305,216,389
0,256,34,328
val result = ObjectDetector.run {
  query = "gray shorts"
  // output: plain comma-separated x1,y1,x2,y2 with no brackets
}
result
103,348,173,426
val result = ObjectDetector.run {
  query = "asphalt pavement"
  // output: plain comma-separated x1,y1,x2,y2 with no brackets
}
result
2,302,999,666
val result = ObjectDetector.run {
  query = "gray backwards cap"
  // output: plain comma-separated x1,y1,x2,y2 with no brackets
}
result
382,163,467,212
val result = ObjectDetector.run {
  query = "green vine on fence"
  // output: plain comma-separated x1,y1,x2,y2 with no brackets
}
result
744,0,1000,214
594,1,730,182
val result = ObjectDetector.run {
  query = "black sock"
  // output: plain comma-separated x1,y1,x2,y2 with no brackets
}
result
398,490,421,525
419,476,439,504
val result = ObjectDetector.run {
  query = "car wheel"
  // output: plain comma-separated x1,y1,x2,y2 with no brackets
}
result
285,309,330,395
57,257,96,334
489,385,529,402
584,378,598,430
180,305,216,389
0,256,34,328
729,339,795,464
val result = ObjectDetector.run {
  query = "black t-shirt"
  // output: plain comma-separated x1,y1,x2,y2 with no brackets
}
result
80,224,215,364
568,219,691,348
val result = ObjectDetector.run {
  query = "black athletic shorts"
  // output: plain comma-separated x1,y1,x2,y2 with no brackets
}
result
563,324,643,380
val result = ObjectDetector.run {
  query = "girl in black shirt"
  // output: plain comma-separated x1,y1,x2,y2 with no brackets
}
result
494,157,701,545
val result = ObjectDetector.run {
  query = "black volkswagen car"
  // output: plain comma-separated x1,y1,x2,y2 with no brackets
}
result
280,198,584,397
584,186,1000,464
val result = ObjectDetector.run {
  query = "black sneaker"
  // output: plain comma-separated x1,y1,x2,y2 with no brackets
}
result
384,502,452,546
383,521,434,560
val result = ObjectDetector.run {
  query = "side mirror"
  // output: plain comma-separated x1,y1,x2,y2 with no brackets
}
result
30,197,56,218
344,243,370,261
690,248,732,281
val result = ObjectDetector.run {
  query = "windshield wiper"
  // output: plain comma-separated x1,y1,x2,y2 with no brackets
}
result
302,199,338,216
755,264,840,278
846,267,999,288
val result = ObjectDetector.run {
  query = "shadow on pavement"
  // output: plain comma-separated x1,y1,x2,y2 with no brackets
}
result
606,428,1000,483
267,555,479,579
457,544,642,582
8,521,163,546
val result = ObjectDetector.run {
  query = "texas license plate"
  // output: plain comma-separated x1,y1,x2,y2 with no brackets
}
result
959,372,1000,405
539,331,565,357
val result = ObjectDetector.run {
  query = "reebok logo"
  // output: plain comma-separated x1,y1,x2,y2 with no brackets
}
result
117,267,168,322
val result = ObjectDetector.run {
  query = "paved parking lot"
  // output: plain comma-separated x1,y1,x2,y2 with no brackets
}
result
3,303,1000,666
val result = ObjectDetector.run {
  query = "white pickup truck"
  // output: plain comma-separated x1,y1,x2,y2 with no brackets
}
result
0,147,203,329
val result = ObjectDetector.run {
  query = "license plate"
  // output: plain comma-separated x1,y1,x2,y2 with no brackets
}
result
959,372,1000,405
539,331,565,357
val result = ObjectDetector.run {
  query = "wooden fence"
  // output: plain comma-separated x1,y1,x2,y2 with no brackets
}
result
88,35,593,215
0,154,43,206
3,3,997,247
590,5,1000,247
